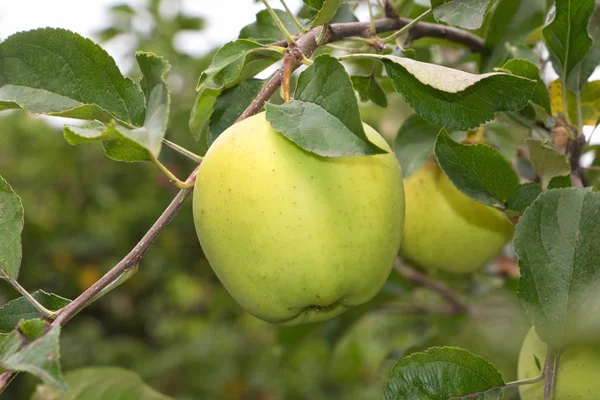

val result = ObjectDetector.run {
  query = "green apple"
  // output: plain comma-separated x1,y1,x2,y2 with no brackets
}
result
518,327,600,399
399,158,513,273
192,112,404,325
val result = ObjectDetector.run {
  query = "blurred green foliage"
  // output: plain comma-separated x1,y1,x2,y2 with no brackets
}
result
0,1,531,399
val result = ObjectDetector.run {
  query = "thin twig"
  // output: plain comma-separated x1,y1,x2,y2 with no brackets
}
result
279,0,304,32
382,8,432,43
395,259,468,314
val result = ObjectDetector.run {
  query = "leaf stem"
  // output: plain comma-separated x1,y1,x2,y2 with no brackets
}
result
381,8,432,44
149,152,195,189
449,374,545,399
162,139,203,163
261,0,296,44
3,275,57,319
279,0,304,32
367,0,377,35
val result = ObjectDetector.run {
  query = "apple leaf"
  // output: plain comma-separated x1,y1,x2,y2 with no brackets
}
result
0,323,65,391
266,54,386,157
543,0,595,83
309,0,341,28
434,131,520,208
0,28,145,126
500,59,552,116
567,8,600,91
239,9,302,43
384,347,504,400
484,123,518,162
526,139,571,188
514,189,600,348
506,182,543,213
380,55,536,130
0,291,71,334
189,88,221,154
550,79,600,126
431,0,494,30
0,176,24,280
196,40,281,91
208,79,265,146
31,367,173,400
547,174,572,189
351,75,388,108
395,115,442,178
482,0,546,71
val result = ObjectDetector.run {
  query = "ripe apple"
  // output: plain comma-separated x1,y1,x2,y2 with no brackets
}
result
192,112,404,325
518,327,600,399
399,158,513,273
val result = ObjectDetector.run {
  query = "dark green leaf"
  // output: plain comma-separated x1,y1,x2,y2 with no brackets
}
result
431,0,494,30
543,0,595,82
266,54,386,157
567,8,600,91
303,0,323,9
239,9,301,43
351,75,388,107
434,131,520,208
0,291,71,333
515,189,600,347
189,88,220,153
507,182,543,212
482,0,546,71
196,40,281,91
526,139,571,188
0,176,23,280
0,28,145,126
0,324,65,391
384,347,504,400
380,55,536,130
208,79,265,146
31,367,173,400
500,59,552,115
394,114,441,178
547,174,572,188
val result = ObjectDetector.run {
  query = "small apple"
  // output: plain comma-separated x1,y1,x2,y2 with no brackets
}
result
399,158,513,273
518,327,600,399
193,112,404,325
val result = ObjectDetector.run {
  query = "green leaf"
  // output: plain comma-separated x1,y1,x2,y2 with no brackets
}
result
431,0,494,30
484,122,518,161
434,131,520,208
189,88,220,153
547,174,572,188
197,40,281,91
18,319,46,341
0,291,70,334
31,367,173,400
0,324,65,391
208,79,265,146
482,0,547,71
514,189,600,347
303,0,323,9
351,75,388,107
384,347,504,400
310,0,341,28
380,55,536,130
394,115,441,178
526,139,571,188
239,9,301,43
266,54,386,157
567,8,600,91
507,182,543,212
543,0,595,82
500,58,552,115
0,28,145,126
63,122,150,162
0,176,24,280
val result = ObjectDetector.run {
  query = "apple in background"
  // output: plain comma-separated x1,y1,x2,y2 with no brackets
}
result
193,112,405,325
399,158,513,274
518,327,600,400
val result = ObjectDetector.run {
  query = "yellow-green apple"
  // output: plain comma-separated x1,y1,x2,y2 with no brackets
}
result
193,112,404,325
518,327,600,399
399,158,513,273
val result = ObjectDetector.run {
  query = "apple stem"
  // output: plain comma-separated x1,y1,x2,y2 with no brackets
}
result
394,259,468,314
543,348,560,400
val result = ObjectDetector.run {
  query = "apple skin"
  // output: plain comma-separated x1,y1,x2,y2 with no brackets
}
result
399,158,513,273
193,112,404,325
518,327,600,400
